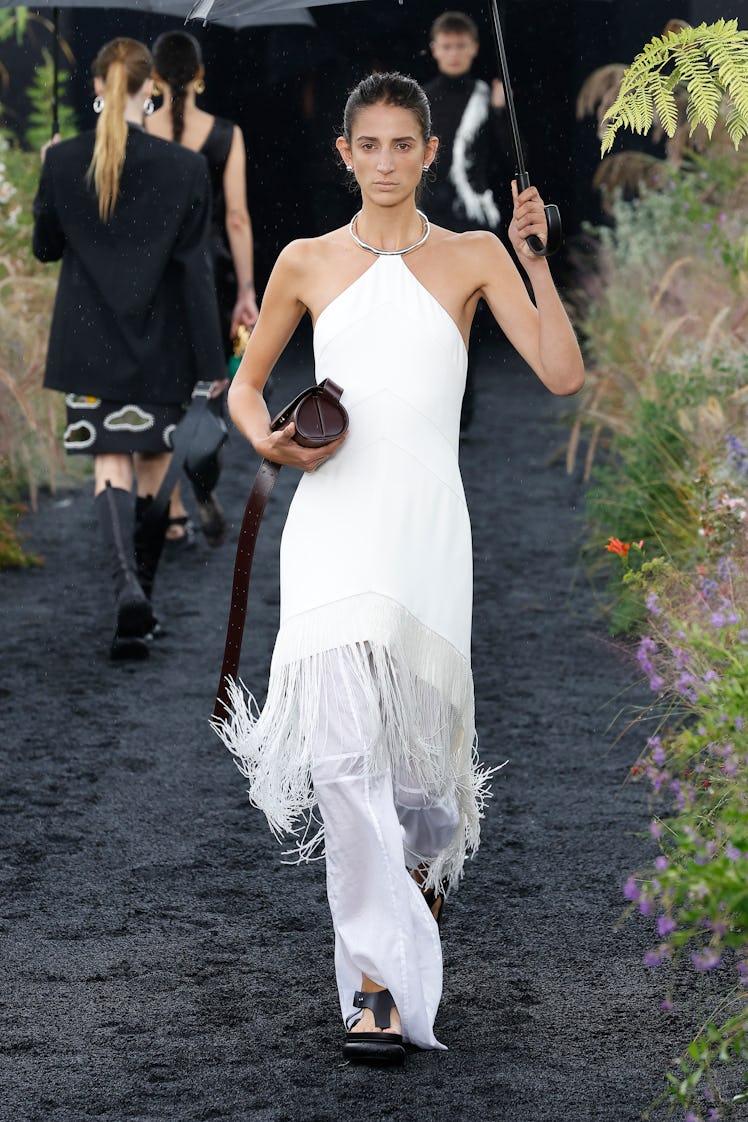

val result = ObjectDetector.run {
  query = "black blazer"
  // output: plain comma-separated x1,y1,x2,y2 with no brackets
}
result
33,126,225,404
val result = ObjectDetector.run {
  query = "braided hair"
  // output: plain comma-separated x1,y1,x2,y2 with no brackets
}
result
152,31,202,144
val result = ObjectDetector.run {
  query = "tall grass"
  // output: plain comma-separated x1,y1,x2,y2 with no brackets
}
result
573,144,748,1118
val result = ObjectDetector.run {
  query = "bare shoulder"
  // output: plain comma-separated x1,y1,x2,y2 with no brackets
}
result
426,226,513,290
431,226,509,263
275,228,350,273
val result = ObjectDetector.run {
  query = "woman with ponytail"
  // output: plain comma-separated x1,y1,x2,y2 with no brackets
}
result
33,37,224,661
147,30,259,548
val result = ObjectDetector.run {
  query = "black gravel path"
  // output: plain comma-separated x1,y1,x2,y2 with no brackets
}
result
2,337,682,1121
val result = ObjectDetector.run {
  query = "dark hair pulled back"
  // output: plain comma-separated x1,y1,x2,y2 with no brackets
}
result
152,31,202,144
342,71,432,145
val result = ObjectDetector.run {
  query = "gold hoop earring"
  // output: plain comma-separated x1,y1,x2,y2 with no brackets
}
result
194,78,206,95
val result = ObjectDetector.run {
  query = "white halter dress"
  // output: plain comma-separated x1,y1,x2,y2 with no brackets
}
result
220,250,491,890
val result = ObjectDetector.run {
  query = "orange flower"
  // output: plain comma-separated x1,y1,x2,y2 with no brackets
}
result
605,537,630,557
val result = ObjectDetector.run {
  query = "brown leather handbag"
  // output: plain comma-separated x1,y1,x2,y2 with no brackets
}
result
213,378,348,721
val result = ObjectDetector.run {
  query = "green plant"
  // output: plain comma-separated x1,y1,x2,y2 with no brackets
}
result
0,500,40,567
23,49,77,150
602,19,748,155
623,556,748,1117
0,134,79,517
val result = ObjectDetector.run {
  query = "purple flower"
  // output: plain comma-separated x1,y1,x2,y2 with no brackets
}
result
649,819,663,840
639,897,654,916
659,996,673,1012
726,433,748,475
726,843,742,861
657,915,676,937
707,1109,721,1121
717,557,735,580
736,716,744,731
643,947,666,967
648,673,665,693
684,1112,701,1122
737,960,748,982
692,947,721,972
623,876,640,901
703,669,718,683
675,673,697,701
646,591,661,616
710,611,726,628
655,855,669,871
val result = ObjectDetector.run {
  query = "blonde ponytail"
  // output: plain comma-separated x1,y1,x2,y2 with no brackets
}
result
87,38,152,222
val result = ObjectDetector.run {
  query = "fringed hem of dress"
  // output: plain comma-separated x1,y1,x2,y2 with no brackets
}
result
212,592,497,896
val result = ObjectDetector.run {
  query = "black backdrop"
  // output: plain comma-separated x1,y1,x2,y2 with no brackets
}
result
2,0,732,287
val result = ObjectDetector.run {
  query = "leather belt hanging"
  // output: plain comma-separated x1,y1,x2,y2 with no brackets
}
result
213,378,348,722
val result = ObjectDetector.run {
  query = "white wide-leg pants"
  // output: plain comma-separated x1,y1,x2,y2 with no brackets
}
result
310,656,460,1050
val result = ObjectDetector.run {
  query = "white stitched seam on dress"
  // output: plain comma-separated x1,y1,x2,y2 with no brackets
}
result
345,384,464,460
278,590,474,669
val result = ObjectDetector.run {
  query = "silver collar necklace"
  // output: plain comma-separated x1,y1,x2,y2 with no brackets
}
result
348,209,430,257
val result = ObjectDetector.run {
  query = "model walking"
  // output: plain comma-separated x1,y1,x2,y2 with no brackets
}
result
147,30,259,548
218,72,583,1061
33,38,224,659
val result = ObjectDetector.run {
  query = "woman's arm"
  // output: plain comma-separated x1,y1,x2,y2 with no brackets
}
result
227,241,346,472
222,126,259,335
475,183,585,396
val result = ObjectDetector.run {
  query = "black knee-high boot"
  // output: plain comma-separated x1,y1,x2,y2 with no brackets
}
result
134,494,169,602
95,484,154,660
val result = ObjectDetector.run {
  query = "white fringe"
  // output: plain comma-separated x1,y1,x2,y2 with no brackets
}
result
213,593,498,896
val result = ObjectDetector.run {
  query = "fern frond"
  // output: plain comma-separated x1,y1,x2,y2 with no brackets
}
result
601,20,748,155
650,72,679,136
725,104,748,148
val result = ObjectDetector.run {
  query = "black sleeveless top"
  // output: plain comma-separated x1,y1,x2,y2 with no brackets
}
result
200,116,238,352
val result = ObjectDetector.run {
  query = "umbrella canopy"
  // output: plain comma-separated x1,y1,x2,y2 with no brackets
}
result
0,0,313,26
0,0,314,134
188,0,372,21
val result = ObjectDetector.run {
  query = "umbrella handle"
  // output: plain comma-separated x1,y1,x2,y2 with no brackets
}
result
515,171,563,258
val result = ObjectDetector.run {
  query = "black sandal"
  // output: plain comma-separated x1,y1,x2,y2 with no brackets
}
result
164,515,197,550
342,989,405,1065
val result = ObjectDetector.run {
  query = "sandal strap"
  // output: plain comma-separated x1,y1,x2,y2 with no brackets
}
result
352,989,396,1030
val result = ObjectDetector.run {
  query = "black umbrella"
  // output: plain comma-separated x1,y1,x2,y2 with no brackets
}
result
188,0,563,255
0,0,314,136
487,0,561,255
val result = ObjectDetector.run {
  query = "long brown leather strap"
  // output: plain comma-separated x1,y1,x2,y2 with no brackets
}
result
213,378,347,725
213,457,280,722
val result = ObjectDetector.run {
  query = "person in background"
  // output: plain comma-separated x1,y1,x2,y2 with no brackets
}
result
147,30,259,548
33,37,224,660
424,10,509,433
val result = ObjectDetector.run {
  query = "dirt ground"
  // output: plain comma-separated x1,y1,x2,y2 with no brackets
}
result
2,336,690,1121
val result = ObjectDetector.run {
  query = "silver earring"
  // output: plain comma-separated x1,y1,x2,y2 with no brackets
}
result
143,97,155,116
93,95,104,114
346,165,354,172
423,164,429,172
